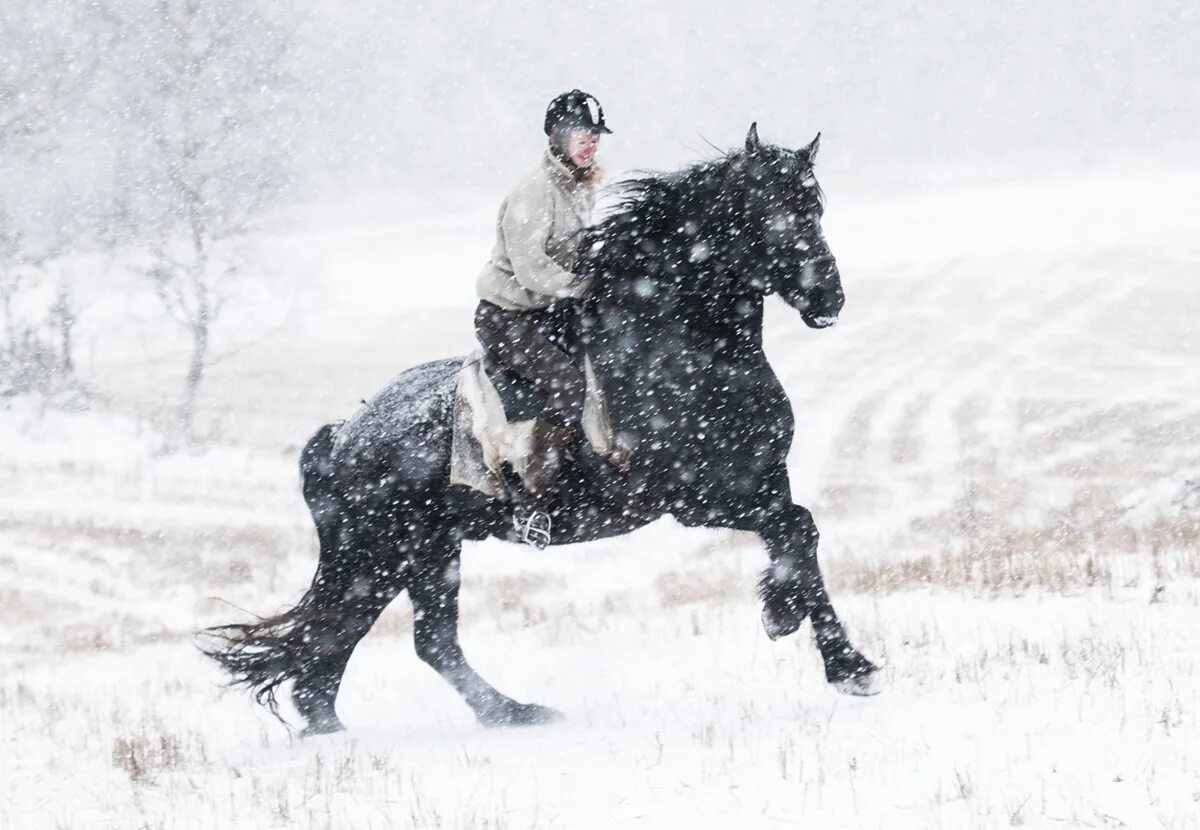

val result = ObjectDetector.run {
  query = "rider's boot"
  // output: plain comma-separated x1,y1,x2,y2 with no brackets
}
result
513,417,576,549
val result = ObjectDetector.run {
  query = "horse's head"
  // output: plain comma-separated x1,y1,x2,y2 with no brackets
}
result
733,123,844,328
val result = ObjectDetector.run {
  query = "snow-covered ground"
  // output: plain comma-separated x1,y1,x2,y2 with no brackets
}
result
2,166,1199,828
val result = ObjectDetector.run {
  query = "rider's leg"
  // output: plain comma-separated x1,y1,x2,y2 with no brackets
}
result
474,301,586,428
475,302,587,546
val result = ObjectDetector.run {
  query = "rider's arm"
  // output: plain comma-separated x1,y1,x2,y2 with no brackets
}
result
501,183,592,300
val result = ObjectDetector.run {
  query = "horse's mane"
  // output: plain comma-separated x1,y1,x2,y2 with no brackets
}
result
593,150,742,241
577,149,757,305
593,139,824,243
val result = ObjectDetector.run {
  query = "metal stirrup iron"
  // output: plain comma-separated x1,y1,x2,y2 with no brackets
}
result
514,510,552,549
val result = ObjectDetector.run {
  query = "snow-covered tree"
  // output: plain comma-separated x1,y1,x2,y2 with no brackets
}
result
104,0,298,438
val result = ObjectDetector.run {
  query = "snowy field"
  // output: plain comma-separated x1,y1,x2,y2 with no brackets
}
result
2,167,1200,828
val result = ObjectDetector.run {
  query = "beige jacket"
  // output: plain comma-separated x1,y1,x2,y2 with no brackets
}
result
476,149,597,310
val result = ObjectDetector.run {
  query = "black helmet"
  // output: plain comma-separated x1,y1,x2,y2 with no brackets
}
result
544,89,612,136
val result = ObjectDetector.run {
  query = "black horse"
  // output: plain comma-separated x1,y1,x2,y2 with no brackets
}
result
200,124,880,735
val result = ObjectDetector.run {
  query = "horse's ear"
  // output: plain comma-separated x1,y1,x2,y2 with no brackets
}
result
745,122,760,152
801,132,821,162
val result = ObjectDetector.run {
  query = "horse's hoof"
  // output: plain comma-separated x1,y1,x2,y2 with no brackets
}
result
831,671,883,697
300,716,346,737
478,701,564,728
762,607,802,641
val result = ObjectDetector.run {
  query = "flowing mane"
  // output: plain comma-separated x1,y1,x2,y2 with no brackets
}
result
600,151,740,234
582,133,832,311
580,152,748,299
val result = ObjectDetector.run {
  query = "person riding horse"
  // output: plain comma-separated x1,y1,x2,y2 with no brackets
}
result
201,120,881,736
474,89,618,546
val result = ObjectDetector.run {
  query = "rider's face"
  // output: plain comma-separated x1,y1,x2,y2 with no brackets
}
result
564,131,600,168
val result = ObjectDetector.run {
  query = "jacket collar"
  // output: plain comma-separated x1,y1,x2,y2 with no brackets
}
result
543,147,579,186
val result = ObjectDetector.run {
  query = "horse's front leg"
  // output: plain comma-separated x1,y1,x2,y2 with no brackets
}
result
408,537,563,726
757,503,881,695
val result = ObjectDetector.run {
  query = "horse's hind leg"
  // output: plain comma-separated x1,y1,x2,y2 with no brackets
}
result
409,530,562,727
758,503,881,695
288,555,407,735
198,534,407,737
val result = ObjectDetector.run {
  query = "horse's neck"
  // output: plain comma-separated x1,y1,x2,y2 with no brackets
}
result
679,291,764,349
589,287,771,453
592,288,765,380
588,180,767,390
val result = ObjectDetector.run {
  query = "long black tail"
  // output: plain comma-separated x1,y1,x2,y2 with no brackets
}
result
196,421,355,721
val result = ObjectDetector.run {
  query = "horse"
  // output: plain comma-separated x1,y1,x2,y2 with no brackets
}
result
199,123,881,736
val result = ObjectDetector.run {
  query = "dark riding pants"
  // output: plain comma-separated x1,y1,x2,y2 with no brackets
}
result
475,300,586,429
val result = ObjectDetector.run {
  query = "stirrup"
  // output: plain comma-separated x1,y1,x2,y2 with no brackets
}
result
513,510,552,549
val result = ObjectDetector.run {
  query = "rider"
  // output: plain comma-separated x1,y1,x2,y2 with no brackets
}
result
474,89,611,545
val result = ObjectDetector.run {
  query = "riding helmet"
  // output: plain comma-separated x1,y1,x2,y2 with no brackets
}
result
544,89,612,135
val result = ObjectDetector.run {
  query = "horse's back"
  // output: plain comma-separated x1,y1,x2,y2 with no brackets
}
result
325,358,463,485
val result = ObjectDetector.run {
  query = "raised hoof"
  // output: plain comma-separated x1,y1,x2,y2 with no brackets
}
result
762,606,802,641
832,672,883,697
300,716,346,738
477,701,564,728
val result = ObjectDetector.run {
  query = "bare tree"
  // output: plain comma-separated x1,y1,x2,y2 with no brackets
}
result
106,0,298,439
0,212,89,401
0,0,96,400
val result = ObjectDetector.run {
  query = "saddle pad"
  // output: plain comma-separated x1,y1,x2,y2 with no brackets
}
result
449,350,621,502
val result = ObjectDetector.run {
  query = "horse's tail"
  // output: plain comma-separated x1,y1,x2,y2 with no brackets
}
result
196,421,354,722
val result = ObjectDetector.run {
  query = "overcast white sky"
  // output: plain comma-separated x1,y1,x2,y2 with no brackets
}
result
6,0,1198,240
294,0,1200,196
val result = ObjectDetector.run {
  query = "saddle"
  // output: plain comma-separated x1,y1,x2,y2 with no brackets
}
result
449,350,624,502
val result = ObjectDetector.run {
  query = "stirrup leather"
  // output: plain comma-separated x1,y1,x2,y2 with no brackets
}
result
513,509,552,549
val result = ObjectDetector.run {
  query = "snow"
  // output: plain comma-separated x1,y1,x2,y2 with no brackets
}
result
5,0,1199,821
3,167,1200,827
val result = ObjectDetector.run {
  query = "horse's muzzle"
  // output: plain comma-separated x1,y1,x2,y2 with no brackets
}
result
806,315,839,329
